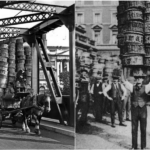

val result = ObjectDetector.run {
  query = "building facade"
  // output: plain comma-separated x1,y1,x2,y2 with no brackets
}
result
39,46,69,88
76,0,119,56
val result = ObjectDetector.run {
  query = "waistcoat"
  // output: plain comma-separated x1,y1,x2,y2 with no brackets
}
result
94,82,102,97
110,83,123,99
131,85,147,107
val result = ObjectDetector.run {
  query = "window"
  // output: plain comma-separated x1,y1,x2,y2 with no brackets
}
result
111,1,118,6
92,25,103,45
94,30,101,45
84,1,93,5
94,1,102,5
111,12,117,25
112,32,118,44
94,13,101,24
77,13,84,24
76,0,84,5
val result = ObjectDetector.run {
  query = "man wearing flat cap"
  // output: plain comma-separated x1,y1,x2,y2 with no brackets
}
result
122,72,150,150
77,68,90,126
103,69,127,127
90,71,104,122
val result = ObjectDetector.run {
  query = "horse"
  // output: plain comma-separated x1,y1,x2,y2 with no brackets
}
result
20,93,51,135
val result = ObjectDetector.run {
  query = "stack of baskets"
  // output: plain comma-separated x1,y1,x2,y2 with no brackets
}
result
24,45,32,87
16,38,25,72
0,44,9,97
8,38,16,83
117,1,146,78
144,1,150,75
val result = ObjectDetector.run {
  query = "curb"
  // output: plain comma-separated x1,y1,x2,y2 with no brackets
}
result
40,118,75,137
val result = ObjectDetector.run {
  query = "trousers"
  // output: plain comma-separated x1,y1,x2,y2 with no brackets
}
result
77,93,89,124
102,96,109,114
94,95,103,122
122,94,131,120
131,105,147,149
110,98,123,125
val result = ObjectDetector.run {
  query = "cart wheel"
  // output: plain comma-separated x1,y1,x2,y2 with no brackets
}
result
0,112,2,128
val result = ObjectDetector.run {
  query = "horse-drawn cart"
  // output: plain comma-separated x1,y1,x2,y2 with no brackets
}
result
0,91,33,128
0,70,34,128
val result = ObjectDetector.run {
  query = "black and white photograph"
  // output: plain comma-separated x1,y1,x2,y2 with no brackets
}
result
0,1,75,149
75,0,150,150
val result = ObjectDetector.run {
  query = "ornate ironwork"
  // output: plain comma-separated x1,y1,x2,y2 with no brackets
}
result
0,33,20,39
3,2,67,13
0,1,30,8
0,27,27,33
0,12,58,26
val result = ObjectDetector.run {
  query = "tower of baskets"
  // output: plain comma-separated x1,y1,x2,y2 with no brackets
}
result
117,1,146,78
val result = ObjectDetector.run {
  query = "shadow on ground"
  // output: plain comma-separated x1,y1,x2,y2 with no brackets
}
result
77,115,131,149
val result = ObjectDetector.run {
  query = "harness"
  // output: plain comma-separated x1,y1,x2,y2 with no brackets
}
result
33,94,47,111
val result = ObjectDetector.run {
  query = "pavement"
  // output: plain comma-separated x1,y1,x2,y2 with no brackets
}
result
0,119,74,149
76,106,150,149
41,117,75,137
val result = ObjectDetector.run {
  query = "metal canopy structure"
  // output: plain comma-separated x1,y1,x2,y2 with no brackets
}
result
0,1,75,126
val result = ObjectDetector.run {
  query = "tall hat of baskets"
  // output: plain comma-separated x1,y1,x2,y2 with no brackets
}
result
8,38,16,84
16,38,25,72
117,1,146,78
144,2,150,74
24,44,32,87
0,44,9,97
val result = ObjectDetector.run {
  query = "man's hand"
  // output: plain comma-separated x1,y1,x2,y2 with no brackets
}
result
107,96,113,101
121,96,125,101
99,92,103,94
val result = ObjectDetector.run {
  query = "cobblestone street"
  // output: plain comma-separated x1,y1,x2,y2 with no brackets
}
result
0,120,74,149
76,107,150,149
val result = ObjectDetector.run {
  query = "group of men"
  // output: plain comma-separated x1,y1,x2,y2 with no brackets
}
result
77,68,150,150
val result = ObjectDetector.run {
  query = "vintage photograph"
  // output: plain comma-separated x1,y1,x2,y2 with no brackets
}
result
75,1,150,150
0,1,75,149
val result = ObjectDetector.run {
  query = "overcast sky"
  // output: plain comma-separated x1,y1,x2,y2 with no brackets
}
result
0,0,74,46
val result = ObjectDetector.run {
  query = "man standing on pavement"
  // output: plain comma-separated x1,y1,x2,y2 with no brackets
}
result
122,73,150,150
122,77,134,122
102,74,109,115
90,74,103,122
76,69,90,126
103,69,127,128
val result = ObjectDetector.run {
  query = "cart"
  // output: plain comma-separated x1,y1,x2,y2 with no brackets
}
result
0,91,33,128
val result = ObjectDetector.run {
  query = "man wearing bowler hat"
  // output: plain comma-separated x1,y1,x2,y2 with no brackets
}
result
102,74,109,115
90,71,104,122
103,69,127,127
122,73,150,150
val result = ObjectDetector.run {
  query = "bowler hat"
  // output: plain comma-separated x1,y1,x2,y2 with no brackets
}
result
134,75,146,79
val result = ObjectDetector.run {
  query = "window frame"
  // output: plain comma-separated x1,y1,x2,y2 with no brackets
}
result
76,12,84,24
92,25,103,45
93,9,102,24
111,11,117,25
109,25,118,45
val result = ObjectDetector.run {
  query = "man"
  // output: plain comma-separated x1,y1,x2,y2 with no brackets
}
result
77,69,90,126
122,77,134,122
103,69,127,127
102,74,109,115
39,86,46,95
90,75,103,122
122,73,150,150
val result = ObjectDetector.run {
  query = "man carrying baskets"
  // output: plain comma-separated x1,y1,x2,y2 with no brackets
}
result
122,72,150,150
